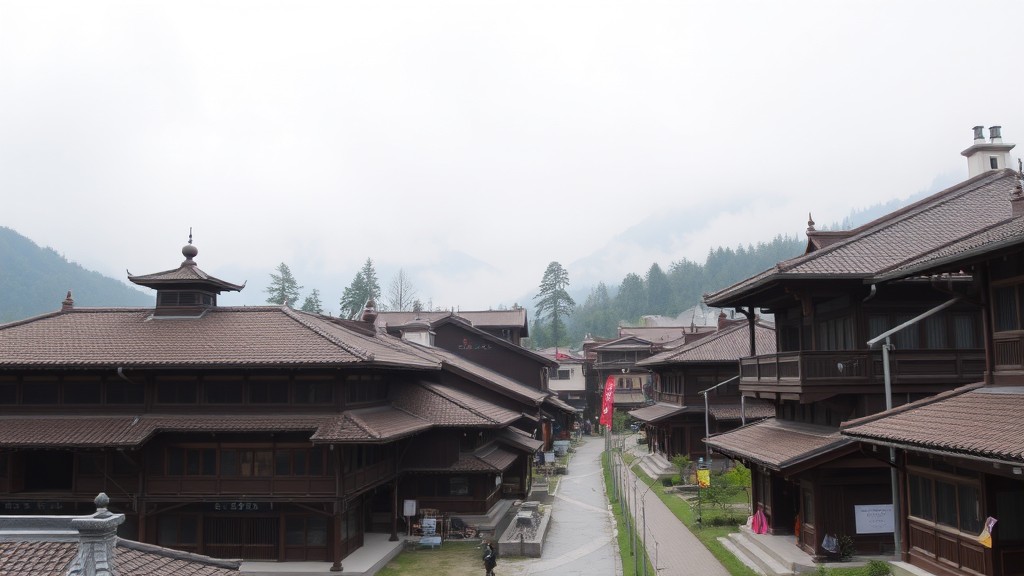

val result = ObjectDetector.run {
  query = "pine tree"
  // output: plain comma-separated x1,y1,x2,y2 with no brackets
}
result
265,263,302,306
534,262,575,348
339,258,382,319
300,288,324,314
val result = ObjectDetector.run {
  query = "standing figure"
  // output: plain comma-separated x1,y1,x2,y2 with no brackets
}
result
482,540,497,576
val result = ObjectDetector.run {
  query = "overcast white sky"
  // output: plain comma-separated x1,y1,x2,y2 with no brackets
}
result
3,1,1023,315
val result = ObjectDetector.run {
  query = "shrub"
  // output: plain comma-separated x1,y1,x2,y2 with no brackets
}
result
866,560,891,576
837,534,856,561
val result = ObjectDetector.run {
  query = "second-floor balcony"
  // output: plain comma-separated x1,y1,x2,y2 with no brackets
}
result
739,349,985,398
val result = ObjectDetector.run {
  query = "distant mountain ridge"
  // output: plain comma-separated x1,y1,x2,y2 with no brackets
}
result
0,226,153,323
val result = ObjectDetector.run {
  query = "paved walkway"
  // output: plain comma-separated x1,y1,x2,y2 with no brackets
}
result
500,435,620,576
618,443,730,576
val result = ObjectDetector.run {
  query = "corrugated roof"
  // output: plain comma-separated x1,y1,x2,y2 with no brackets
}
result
0,307,439,370
706,418,854,472
707,170,1019,305
842,385,1024,464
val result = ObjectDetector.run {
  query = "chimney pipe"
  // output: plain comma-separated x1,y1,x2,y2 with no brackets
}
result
990,125,1003,143
973,125,986,142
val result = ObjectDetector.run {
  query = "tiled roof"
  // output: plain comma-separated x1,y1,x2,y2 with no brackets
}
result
127,251,245,293
544,395,579,414
312,406,431,443
406,443,519,473
593,336,654,351
0,307,439,370
496,427,543,452
706,418,854,472
375,309,528,330
876,214,1024,282
0,539,239,575
706,170,1019,305
628,402,689,423
637,322,775,366
392,382,521,427
841,384,1024,464
420,345,548,405
0,414,330,448
708,399,775,421
613,391,648,406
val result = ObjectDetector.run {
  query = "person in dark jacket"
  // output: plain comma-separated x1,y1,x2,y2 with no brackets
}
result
482,541,497,576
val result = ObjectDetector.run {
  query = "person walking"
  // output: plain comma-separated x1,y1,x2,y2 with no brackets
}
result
482,540,497,576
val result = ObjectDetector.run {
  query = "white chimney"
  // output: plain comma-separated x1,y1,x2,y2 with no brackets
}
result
962,125,1015,178
399,318,434,347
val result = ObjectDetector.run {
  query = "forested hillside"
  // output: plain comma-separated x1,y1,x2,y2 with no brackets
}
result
0,227,153,323
532,234,806,347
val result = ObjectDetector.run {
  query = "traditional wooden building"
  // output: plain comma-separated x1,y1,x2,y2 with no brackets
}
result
376,312,576,447
629,318,775,461
0,239,550,568
704,152,1020,558
375,309,530,346
842,167,1024,576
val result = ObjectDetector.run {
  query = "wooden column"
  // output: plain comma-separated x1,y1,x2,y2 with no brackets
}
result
390,480,399,541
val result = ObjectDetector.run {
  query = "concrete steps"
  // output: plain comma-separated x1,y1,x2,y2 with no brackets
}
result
636,451,676,481
723,529,797,576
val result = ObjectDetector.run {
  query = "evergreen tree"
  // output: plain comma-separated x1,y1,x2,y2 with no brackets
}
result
300,288,324,314
645,263,672,316
615,272,645,323
265,263,302,306
339,258,381,319
534,262,575,348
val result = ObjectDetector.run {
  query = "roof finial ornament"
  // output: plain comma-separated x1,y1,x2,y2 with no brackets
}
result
807,213,816,232
62,290,75,312
182,228,199,265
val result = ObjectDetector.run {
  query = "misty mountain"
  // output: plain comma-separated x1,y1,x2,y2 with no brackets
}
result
0,226,153,323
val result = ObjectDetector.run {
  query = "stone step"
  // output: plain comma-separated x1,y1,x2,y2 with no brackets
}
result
726,531,796,576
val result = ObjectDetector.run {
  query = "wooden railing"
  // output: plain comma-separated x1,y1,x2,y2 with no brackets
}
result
739,349,984,393
994,331,1024,371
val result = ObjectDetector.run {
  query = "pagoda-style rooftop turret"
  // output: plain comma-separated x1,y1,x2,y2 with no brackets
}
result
127,233,245,317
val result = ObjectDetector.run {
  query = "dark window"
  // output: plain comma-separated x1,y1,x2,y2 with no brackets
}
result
25,451,73,490
935,480,958,527
205,381,243,404
23,381,59,404
249,381,288,404
78,454,103,476
157,381,198,404
106,380,145,405
953,314,980,348
167,448,185,475
295,381,333,404
449,476,469,496
286,515,328,546
240,450,273,476
995,286,1019,331
64,381,102,404
958,484,982,533
908,474,933,520
157,515,198,546
220,450,240,476
0,384,16,404
345,376,387,404
111,453,138,476
990,156,999,169
276,451,291,476
802,487,815,524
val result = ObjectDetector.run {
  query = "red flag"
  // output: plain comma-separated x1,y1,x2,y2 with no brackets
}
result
599,375,616,428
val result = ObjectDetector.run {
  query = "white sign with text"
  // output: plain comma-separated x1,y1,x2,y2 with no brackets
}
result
854,504,894,534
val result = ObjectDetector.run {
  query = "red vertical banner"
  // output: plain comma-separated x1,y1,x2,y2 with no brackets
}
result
599,375,616,428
